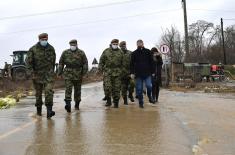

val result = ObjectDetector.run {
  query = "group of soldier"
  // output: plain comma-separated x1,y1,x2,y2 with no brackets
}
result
26,33,162,119
99,39,163,109
26,33,88,119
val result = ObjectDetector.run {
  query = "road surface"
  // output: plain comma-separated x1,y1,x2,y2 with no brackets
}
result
0,82,235,155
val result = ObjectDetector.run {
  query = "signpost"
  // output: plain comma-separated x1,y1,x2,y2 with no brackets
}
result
160,44,170,86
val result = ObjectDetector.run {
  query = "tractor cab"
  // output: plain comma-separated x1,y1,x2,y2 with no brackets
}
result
12,51,27,66
10,51,28,80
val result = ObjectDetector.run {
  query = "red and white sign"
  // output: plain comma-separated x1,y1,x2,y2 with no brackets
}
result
160,44,170,54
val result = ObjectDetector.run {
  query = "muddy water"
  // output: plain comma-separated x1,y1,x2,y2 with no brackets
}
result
0,82,234,155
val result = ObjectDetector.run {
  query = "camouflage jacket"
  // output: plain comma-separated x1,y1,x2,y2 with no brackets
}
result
122,49,132,76
26,42,56,83
58,48,88,80
98,47,124,77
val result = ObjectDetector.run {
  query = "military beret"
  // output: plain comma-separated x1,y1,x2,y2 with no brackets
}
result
111,39,119,44
38,33,48,39
69,39,77,45
119,41,126,47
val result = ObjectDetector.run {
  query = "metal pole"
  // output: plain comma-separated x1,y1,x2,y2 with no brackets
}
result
221,18,227,65
182,0,190,62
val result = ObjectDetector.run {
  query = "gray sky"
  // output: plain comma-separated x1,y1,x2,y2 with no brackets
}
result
0,0,234,68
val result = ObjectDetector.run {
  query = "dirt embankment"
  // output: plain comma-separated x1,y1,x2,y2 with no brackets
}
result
0,73,103,100
169,81,235,93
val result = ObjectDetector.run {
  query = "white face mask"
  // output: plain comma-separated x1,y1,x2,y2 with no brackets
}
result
40,40,48,47
112,44,118,49
70,46,77,51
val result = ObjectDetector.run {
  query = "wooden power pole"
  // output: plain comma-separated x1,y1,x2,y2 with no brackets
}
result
221,18,227,65
182,0,190,62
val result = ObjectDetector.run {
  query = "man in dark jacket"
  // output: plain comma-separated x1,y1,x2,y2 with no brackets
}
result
130,40,154,108
151,47,163,103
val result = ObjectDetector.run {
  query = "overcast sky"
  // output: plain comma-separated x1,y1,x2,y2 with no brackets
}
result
0,0,234,68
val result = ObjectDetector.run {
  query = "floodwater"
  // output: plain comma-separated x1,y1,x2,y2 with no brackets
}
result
0,82,234,155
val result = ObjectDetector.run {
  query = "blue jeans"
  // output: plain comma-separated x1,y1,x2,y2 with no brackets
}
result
135,76,152,105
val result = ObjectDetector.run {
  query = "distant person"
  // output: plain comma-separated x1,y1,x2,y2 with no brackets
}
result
119,41,135,105
99,39,124,108
55,63,59,75
4,62,9,77
26,33,56,119
151,47,163,103
130,39,155,108
58,39,88,112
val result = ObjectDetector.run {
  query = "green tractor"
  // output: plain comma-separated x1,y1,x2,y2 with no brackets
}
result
11,51,29,81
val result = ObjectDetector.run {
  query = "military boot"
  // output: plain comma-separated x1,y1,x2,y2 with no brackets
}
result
36,106,42,116
75,101,80,110
65,100,71,113
123,96,128,105
114,100,119,108
46,106,55,119
128,94,135,102
102,96,107,101
105,97,112,107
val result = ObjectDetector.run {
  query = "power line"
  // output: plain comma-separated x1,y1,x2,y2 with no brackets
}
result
0,9,181,35
223,18,235,21
0,0,145,21
188,8,235,13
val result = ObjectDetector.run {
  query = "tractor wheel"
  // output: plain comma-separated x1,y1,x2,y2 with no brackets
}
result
13,68,27,81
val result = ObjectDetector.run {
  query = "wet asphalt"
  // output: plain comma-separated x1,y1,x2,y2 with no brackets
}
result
0,82,234,155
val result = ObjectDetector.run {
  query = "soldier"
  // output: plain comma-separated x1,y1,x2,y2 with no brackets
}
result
58,39,88,113
26,33,56,118
98,39,124,108
119,41,135,105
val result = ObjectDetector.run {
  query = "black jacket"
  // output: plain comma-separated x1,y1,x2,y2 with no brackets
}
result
152,54,163,83
130,47,155,78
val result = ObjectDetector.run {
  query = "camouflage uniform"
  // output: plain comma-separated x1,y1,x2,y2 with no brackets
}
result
58,48,88,103
121,49,135,101
100,48,109,99
99,46,124,106
26,42,56,107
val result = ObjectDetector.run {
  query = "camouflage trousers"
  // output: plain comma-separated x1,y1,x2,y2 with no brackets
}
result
104,75,121,103
33,80,54,107
64,79,82,102
103,74,109,97
121,76,135,98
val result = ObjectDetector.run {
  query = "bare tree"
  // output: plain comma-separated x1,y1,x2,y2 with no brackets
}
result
159,26,184,63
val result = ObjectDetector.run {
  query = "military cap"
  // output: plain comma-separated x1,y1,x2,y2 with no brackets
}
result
111,39,119,44
69,39,78,45
119,41,126,47
38,33,48,39
137,39,143,43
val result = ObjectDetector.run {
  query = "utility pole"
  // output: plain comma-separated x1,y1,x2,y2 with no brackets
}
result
182,0,189,62
221,18,227,65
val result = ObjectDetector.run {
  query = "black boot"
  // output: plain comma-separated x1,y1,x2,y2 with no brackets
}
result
36,106,42,116
139,102,144,108
128,94,135,102
102,96,107,101
75,101,80,110
114,102,119,108
47,106,55,119
65,101,71,113
123,96,128,105
149,97,155,104
105,97,112,107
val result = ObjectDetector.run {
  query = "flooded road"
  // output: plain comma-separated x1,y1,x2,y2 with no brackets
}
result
0,82,234,155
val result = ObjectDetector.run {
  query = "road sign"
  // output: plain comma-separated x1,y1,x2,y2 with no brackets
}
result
163,59,171,65
160,44,170,54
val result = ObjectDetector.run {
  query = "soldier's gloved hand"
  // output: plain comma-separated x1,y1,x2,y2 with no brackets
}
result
130,74,135,79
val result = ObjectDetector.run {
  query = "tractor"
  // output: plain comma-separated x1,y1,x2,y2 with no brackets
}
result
11,51,29,81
